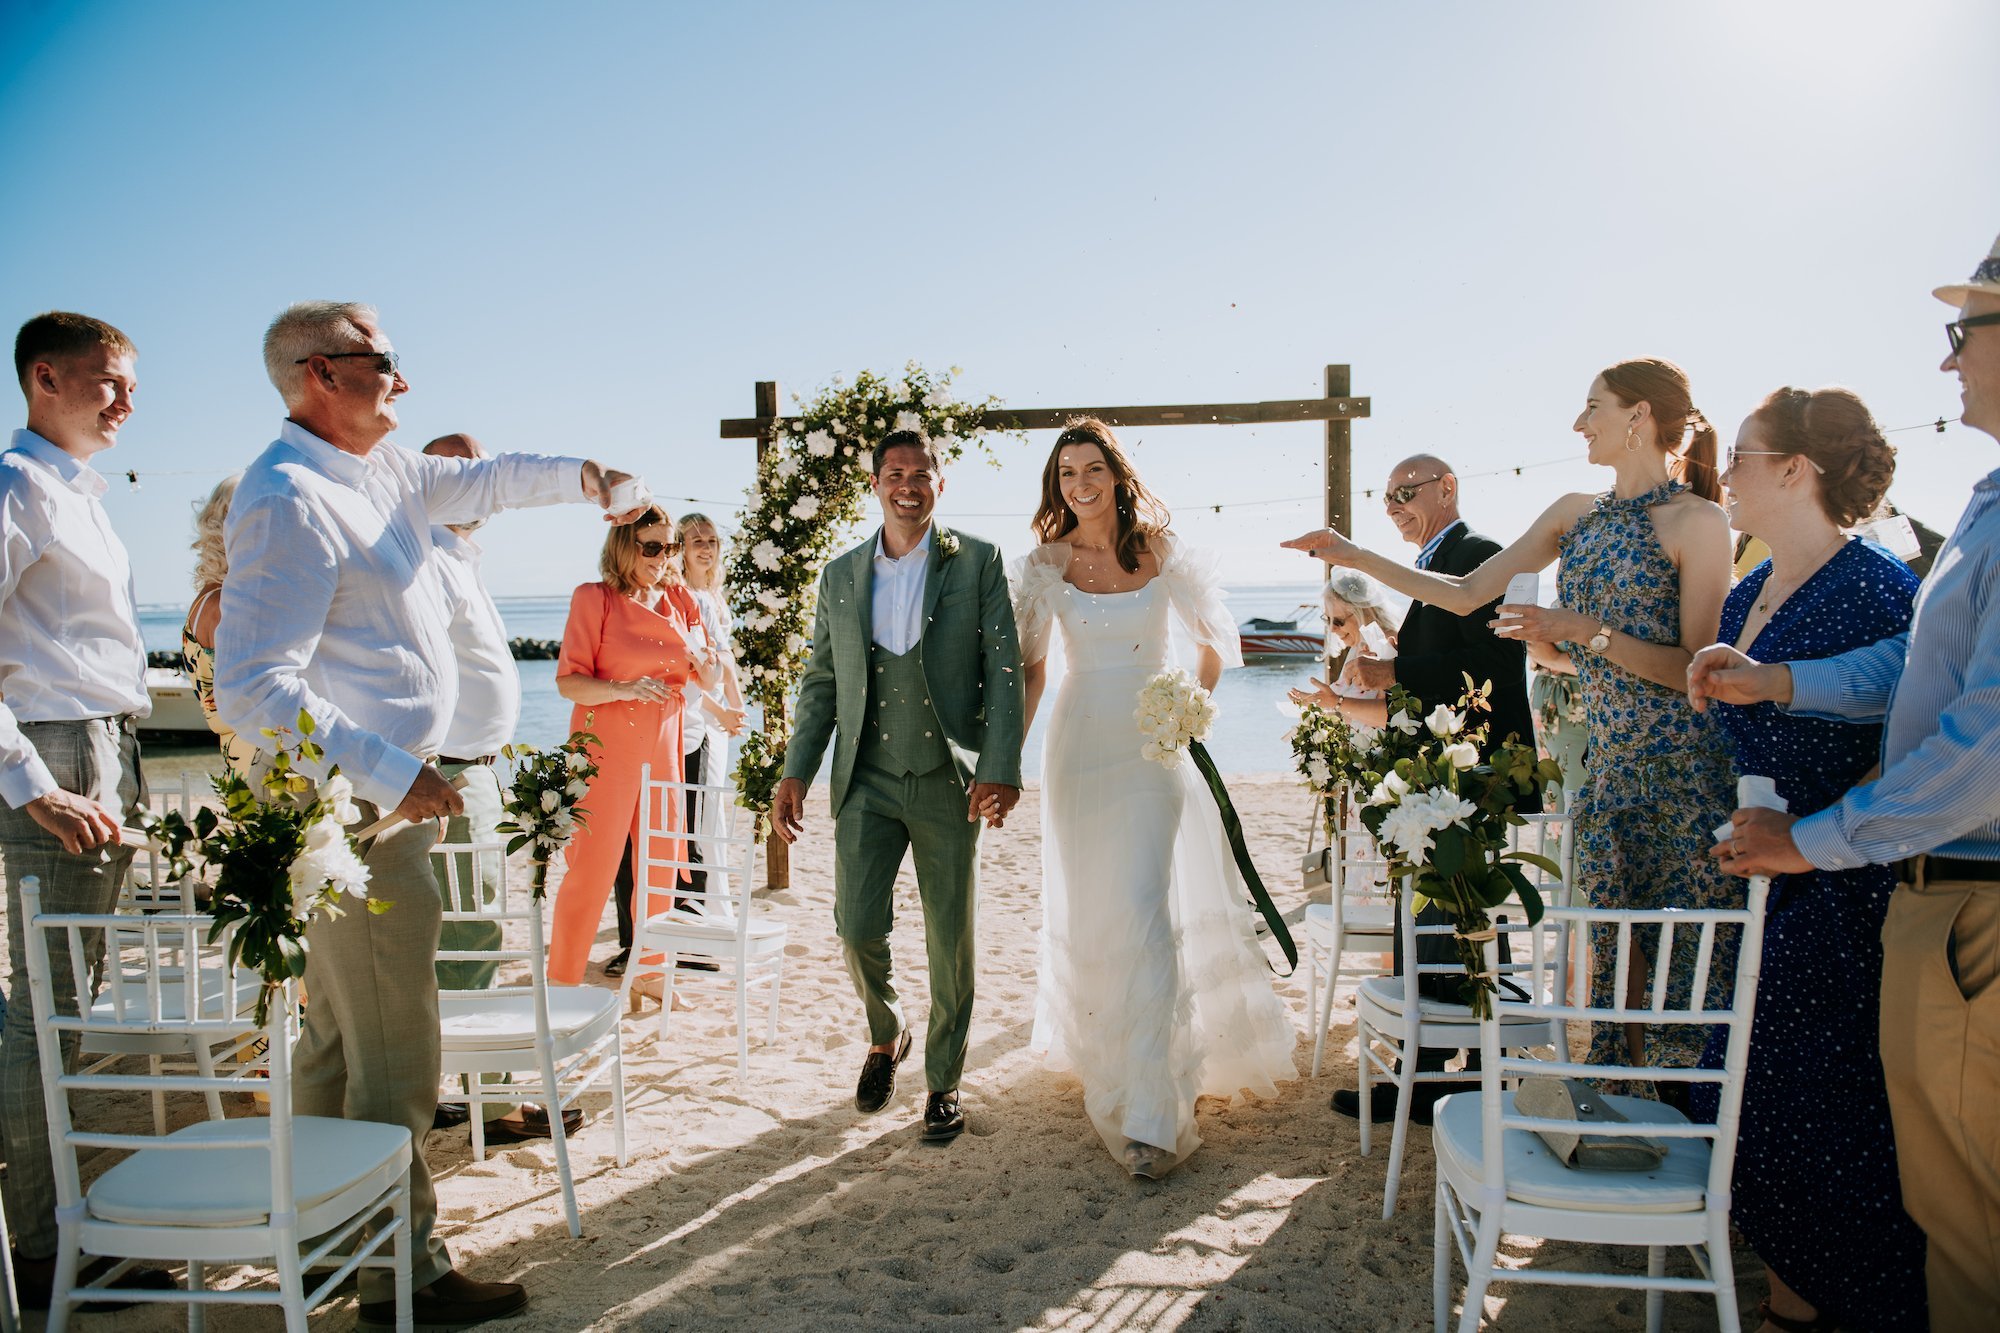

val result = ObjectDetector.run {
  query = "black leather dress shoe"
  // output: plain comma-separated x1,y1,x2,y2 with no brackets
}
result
921,1089,966,1143
484,1105,585,1144
357,1270,527,1329
432,1101,471,1130
855,1031,911,1113
1331,1080,1474,1127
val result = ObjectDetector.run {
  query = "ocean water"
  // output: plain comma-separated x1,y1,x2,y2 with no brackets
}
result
139,583,1328,778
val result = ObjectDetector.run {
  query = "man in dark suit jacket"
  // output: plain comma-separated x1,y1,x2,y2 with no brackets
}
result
1333,454,1535,1124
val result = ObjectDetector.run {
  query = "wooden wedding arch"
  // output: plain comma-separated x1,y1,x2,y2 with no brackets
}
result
720,366,1370,886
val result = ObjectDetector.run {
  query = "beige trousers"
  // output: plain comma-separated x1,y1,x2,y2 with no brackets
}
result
293,803,452,1300
1879,873,2000,1331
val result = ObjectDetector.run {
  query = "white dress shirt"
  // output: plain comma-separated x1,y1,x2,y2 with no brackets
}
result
431,526,520,761
215,420,581,808
870,525,931,655
0,429,148,808
680,586,726,757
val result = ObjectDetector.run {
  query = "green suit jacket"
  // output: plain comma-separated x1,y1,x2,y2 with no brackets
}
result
781,525,1025,813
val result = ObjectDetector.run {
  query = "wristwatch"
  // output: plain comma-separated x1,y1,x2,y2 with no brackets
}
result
1587,621,1613,654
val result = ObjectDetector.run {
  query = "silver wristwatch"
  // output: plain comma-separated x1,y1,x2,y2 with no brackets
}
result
1587,621,1612,653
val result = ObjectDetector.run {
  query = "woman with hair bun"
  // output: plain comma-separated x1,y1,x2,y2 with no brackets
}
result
1691,387,1926,1333
1282,357,1740,1087
1287,571,1400,721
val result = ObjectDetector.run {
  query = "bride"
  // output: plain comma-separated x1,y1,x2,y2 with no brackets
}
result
1014,418,1296,1179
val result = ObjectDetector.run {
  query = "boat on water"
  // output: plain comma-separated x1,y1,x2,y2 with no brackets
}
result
143,666,211,736
1239,604,1326,658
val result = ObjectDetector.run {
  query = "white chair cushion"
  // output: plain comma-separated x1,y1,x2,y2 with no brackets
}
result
1304,901,1394,946
1356,975,1550,1026
439,985,618,1050
1432,1089,1711,1214
639,909,786,947
87,1115,409,1228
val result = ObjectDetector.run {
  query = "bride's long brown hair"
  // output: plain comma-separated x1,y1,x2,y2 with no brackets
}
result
1030,418,1173,573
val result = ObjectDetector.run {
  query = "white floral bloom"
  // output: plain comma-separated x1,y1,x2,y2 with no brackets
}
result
566,749,590,772
942,415,957,434
752,540,783,572
1422,787,1478,825
1425,704,1464,738
540,788,561,814
318,774,361,825
1384,770,1412,798
774,453,800,480
831,419,845,436
1442,740,1480,770
872,417,885,429
770,515,784,532
893,410,921,434
787,633,807,656
1388,709,1421,735
806,430,836,458
756,588,784,610
790,495,821,521
1305,757,1332,787
566,778,589,800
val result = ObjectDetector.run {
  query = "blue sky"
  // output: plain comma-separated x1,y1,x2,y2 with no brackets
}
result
4,1,1997,605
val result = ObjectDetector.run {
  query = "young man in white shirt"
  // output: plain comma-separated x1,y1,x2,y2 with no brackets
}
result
214,301,646,1329
0,311,172,1308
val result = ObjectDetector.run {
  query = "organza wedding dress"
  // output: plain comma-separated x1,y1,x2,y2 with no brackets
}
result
1013,536,1296,1177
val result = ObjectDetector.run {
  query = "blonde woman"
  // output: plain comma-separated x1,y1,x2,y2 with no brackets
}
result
182,474,257,772
672,512,746,908
1286,571,1399,724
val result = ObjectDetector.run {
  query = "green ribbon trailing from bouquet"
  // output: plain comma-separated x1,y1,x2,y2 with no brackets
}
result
1188,740,1297,975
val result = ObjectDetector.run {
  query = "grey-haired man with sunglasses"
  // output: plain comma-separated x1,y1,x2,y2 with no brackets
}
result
214,301,650,1330
1691,231,2000,1326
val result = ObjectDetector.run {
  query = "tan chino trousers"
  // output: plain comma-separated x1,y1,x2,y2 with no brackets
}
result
1879,872,2000,1331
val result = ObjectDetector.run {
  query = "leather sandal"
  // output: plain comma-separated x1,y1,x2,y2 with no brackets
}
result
1756,1298,1839,1332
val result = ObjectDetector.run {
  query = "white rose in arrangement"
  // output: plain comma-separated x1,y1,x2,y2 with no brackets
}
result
942,416,957,434
774,454,800,479
566,749,590,772
806,430,836,458
290,817,371,900
566,778,589,800
1388,708,1421,736
1442,740,1480,770
752,540,783,572
1135,667,1216,768
540,788,561,814
790,495,821,521
1305,756,1333,788
893,410,921,434
770,515,785,532
830,419,846,436
1425,704,1464,738
756,588,784,610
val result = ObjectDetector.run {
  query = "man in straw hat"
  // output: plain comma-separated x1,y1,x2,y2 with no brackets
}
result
1692,231,2000,1328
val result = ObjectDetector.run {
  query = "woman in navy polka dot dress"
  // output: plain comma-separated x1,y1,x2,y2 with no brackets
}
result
1698,387,1927,1333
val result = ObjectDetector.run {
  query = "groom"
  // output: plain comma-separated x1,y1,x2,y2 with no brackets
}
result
772,429,1024,1143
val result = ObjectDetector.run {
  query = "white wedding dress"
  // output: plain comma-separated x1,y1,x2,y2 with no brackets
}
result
1013,536,1296,1174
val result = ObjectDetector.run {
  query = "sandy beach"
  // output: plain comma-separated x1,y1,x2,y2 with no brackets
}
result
13,767,1761,1331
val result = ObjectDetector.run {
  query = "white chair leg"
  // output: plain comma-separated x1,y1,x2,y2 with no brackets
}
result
1456,1211,1501,1333
545,1088,581,1239
1646,1245,1665,1333
735,959,750,1078
1312,938,1345,1078
1432,1182,1452,1333
47,1234,80,1333
657,953,680,1046
394,1184,414,1333
765,958,783,1044
469,1098,487,1163
1382,1057,1418,1220
275,1237,307,1333
1709,1217,1742,1333
1358,1032,1376,1158
611,1037,629,1167
187,1258,206,1333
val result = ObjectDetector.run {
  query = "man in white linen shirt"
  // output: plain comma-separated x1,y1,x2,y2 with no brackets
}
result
214,301,647,1330
0,311,175,1309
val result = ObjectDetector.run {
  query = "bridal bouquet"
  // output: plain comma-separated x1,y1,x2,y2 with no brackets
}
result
497,727,601,898
140,710,384,1024
1351,678,1561,1017
1133,669,1297,972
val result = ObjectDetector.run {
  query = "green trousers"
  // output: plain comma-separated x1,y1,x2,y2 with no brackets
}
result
834,755,980,1092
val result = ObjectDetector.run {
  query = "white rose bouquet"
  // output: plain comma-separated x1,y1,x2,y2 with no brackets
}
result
140,709,384,1024
1349,677,1561,1018
498,726,602,898
1133,668,1298,972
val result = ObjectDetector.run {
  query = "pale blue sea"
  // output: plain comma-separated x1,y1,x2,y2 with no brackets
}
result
139,584,1327,778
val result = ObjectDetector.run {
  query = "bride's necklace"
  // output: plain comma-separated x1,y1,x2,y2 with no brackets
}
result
1754,535,1845,616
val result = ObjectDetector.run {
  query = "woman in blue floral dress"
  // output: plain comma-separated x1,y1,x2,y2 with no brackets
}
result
1692,388,1926,1333
1281,357,1739,1081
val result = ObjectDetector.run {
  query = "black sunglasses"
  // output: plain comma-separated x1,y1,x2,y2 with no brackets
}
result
295,350,402,377
1946,312,2000,357
635,539,682,558
1383,475,1444,506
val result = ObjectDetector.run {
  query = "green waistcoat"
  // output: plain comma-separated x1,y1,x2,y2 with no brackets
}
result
859,640,952,776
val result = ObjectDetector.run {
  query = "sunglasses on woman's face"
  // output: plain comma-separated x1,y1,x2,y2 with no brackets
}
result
1327,615,1350,630
635,540,681,558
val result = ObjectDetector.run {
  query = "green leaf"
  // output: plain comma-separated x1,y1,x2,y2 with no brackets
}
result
1432,826,1466,879
1500,850,1565,879
367,898,394,914
277,933,308,979
297,709,316,737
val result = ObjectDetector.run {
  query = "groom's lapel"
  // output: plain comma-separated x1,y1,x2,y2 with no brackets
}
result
851,533,876,649
919,524,952,635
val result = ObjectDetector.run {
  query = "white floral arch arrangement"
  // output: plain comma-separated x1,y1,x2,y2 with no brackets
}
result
724,363,1023,810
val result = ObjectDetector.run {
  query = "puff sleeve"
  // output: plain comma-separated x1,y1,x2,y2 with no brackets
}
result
1009,543,1071,668
1158,535,1243,670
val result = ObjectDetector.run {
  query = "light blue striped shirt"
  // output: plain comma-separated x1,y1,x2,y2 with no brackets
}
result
1787,466,2000,870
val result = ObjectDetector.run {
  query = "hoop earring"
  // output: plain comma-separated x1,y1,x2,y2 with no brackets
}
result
1624,427,1641,454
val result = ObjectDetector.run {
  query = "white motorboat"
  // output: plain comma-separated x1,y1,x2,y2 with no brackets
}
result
143,666,210,736
1238,604,1326,658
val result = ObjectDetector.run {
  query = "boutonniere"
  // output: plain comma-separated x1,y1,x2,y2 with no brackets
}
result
935,529,960,561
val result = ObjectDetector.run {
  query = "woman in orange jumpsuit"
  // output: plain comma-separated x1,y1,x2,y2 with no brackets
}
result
546,507,720,985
